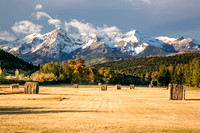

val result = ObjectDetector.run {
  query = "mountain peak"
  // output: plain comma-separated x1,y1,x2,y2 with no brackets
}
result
177,36,184,41
126,30,141,36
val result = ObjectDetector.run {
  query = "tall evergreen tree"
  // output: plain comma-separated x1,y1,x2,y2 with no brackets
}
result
158,65,167,86
192,62,200,87
174,64,184,84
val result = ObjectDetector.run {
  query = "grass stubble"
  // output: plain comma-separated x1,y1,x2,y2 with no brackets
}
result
0,85,200,132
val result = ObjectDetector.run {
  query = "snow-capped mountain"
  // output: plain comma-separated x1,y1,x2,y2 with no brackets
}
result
157,36,200,52
0,28,200,65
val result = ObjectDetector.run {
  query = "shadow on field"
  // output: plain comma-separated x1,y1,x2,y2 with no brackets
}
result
185,99,200,101
39,93,96,97
0,106,105,115
39,93,71,96
0,92,24,95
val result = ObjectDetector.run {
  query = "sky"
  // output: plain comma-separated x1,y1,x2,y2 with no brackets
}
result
0,0,200,41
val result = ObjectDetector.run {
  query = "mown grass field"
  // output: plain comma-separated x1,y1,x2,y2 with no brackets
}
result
0,85,200,132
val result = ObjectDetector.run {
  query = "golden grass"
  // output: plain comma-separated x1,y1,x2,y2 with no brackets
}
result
0,85,200,132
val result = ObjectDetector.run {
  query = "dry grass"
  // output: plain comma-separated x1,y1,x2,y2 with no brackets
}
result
0,85,200,132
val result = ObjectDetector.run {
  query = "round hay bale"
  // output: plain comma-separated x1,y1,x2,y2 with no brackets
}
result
130,84,135,89
101,85,107,91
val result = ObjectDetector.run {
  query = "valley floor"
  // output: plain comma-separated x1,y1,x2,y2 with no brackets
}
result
0,85,200,132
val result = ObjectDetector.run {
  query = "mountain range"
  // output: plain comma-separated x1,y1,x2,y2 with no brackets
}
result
0,28,200,65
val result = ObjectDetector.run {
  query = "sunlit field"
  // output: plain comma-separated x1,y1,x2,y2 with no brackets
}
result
0,85,200,132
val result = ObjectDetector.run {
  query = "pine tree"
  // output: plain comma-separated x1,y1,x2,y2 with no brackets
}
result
192,62,200,87
158,65,167,86
184,64,192,86
168,64,174,83
174,64,184,84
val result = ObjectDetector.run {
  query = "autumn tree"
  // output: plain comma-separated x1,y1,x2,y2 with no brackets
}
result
15,69,19,80
0,67,6,78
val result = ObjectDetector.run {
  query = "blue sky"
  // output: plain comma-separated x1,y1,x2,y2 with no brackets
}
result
0,0,200,41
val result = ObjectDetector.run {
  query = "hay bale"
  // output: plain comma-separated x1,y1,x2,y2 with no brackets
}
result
24,82,39,94
168,83,172,90
98,83,102,86
149,84,153,88
101,85,107,91
74,84,78,88
10,83,19,90
116,84,121,90
169,84,185,100
130,84,135,89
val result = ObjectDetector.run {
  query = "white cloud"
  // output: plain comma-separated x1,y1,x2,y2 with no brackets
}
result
34,12,51,20
12,20,43,34
34,4,43,10
0,31,16,41
64,19,96,34
34,11,61,28
64,19,121,36
142,0,151,4
48,19,61,28
64,19,122,46
127,0,151,6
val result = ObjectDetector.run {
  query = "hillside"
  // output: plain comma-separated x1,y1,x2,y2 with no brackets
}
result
92,52,200,76
0,49,38,74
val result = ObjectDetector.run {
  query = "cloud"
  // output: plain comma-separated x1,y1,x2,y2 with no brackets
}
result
0,31,16,41
34,12,51,20
64,19,96,34
48,19,61,28
127,0,151,6
142,0,151,4
34,11,61,28
34,4,43,10
64,19,122,46
12,20,43,34
64,19,120,35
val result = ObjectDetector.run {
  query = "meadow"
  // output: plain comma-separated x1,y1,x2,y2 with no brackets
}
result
0,85,200,132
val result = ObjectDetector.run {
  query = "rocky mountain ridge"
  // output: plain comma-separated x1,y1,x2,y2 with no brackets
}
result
0,28,199,65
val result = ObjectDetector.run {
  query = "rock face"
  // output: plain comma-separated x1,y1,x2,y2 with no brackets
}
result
0,28,200,65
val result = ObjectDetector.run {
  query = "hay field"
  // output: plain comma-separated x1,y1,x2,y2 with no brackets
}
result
0,85,200,132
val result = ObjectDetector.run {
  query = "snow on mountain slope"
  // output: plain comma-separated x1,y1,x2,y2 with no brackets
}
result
113,30,171,55
0,28,85,56
120,30,163,48
157,36,200,51
0,28,200,65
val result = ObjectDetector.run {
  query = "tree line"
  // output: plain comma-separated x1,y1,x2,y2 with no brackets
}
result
28,56,200,87
0,52,200,87
150,57,200,87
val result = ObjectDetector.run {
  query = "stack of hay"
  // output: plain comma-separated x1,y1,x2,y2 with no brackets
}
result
169,84,185,100
24,82,39,94
74,84,78,88
10,83,19,90
116,84,121,90
149,84,153,88
130,84,135,89
101,85,107,91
